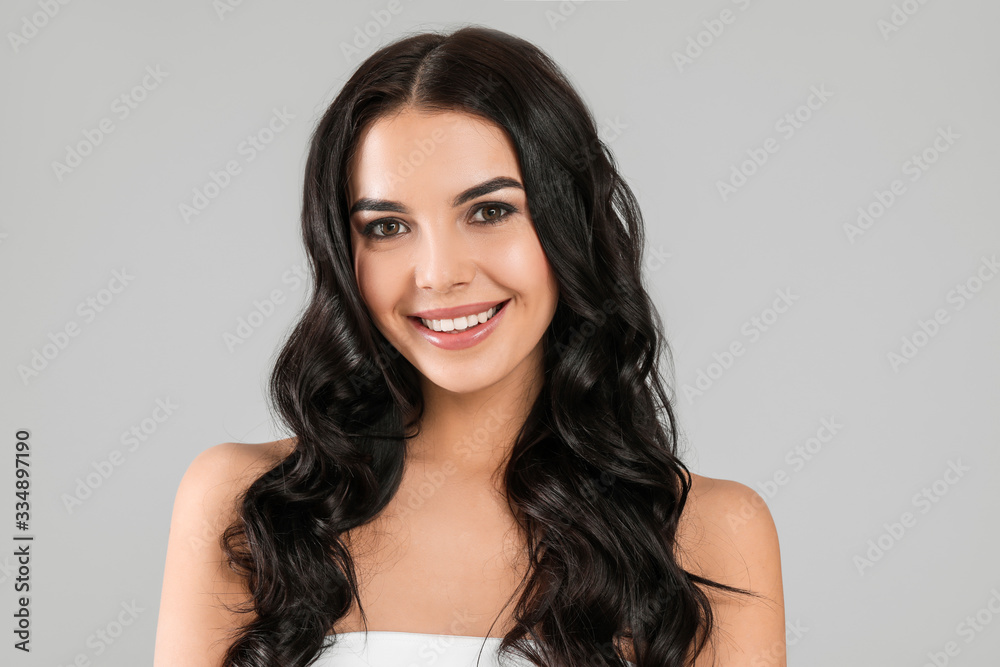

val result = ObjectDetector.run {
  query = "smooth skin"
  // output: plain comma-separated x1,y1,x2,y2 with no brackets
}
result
153,109,785,666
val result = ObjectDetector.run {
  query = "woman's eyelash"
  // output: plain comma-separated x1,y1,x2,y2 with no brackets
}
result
360,202,517,240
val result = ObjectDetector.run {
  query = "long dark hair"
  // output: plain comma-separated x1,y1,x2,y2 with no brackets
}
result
220,24,755,667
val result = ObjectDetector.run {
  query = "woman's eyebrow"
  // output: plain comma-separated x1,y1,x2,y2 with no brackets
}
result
348,176,523,216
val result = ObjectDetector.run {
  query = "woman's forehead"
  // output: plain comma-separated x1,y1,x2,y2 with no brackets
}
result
346,109,520,203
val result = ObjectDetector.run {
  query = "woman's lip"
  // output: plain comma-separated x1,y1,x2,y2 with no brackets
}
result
409,299,510,351
409,299,509,321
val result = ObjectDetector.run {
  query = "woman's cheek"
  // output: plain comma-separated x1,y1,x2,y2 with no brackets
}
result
493,231,554,292
354,254,395,325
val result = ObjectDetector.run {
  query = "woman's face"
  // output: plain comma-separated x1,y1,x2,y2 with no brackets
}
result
346,108,559,397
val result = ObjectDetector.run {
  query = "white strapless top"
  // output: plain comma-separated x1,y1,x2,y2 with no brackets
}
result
315,630,534,666
316,630,637,666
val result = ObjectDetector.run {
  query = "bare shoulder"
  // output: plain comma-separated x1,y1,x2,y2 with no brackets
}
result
676,472,787,666
168,438,295,537
195,437,296,478
153,438,296,667
677,473,780,556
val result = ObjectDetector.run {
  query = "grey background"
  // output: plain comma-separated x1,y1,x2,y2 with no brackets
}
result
2,0,998,665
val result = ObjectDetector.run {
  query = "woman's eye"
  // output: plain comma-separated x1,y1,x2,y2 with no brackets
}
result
473,202,516,224
363,220,408,238
361,203,515,240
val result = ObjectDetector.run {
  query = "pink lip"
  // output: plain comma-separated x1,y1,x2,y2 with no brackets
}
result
408,299,510,351
410,300,508,320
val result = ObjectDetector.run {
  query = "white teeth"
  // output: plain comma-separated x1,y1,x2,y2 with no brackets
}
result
419,303,502,333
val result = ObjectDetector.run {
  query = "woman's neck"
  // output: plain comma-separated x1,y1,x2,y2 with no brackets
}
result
407,348,545,482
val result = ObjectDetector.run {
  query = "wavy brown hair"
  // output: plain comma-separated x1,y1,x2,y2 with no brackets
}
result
220,24,755,667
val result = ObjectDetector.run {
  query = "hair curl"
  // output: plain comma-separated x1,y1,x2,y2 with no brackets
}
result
220,24,755,667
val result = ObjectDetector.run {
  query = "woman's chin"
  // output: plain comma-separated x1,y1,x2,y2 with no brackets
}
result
418,367,504,396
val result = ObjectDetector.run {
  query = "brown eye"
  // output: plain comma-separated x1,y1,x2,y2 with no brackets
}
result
362,219,409,239
473,202,516,224
482,206,503,221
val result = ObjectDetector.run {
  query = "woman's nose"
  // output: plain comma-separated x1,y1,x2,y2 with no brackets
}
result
413,221,477,292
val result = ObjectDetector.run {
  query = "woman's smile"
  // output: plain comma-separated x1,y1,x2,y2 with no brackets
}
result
407,298,511,351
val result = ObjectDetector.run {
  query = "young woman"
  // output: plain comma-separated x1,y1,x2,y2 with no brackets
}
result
154,25,785,667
